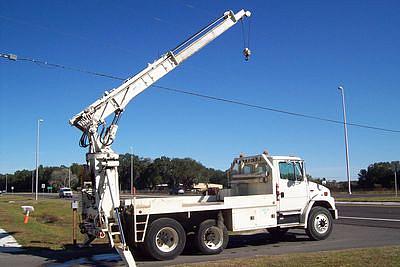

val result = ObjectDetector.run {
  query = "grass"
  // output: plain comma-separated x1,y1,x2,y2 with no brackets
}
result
335,196,400,202
176,246,400,267
0,194,86,249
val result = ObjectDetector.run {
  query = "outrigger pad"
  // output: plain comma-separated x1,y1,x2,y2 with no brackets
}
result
115,245,136,267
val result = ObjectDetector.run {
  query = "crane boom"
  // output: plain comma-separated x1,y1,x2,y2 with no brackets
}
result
70,10,250,135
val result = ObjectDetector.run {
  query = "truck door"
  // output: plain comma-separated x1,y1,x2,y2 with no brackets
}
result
278,161,309,218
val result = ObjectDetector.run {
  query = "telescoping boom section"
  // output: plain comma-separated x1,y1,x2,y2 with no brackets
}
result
70,9,251,141
69,9,251,267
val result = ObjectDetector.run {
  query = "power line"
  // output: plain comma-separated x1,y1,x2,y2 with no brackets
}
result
0,53,125,80
0,13,219,76
1,52,399,133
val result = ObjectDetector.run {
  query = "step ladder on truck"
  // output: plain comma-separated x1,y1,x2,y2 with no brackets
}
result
70,9,252,266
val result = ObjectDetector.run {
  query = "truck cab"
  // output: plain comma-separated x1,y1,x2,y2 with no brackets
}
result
228,151,338,238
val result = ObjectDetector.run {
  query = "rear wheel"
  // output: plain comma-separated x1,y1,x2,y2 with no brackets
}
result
195,219,228,255
306,206,333,240
144,218,186,260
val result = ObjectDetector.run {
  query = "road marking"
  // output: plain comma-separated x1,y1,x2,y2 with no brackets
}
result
0,228,22,252
340,216,400,222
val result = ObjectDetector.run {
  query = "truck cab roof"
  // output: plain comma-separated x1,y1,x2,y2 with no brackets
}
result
269,155,302,161
233,154,302,163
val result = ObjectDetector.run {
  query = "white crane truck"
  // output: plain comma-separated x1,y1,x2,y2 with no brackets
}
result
69,9,337,266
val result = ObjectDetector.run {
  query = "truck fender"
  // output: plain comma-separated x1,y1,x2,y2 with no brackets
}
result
302,197,335,229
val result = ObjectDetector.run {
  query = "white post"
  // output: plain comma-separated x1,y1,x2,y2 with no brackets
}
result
35,119,44,201
338,86,352,195
130,147,134,195
395,165,398,198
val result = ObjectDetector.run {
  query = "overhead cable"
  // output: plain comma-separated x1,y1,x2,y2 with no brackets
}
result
1,52,399,133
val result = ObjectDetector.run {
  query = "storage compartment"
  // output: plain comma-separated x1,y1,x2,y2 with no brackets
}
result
232,206,276,231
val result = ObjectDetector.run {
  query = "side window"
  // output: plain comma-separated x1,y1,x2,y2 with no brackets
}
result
242,165,252,174
279,162,295,181
294,162,303,181
254,164,267,175
231,163,239,175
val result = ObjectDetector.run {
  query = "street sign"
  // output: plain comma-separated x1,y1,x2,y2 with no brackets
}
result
47,186,52,190
41,184,45,189
71,200,79,209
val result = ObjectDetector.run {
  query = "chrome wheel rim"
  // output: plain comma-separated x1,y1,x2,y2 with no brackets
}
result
203,226,223,250
156,227,179,253
314,213,329,234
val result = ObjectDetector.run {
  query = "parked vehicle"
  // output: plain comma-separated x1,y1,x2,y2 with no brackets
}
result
117,151,337,261
59,187,73,198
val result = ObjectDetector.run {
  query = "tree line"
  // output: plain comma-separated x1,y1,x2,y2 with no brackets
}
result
313,161,399,191
0,154,226,192
2,157,397,192
357,161,399,189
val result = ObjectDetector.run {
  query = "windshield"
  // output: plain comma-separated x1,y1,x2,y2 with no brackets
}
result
60,188,72,192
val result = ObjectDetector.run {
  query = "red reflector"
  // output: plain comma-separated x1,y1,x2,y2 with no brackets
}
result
324,192,328,196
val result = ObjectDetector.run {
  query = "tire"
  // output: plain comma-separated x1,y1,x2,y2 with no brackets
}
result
195,219,229,255
305,206,333,241
267,227,288,240
144,218,186,261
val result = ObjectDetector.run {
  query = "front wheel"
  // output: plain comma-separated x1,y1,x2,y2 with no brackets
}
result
306,206,333,241
144,218,186,260
195,219,229,255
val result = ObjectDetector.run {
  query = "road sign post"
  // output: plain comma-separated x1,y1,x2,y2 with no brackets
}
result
395,165,398,198
391,162,398,198
71,201,78,245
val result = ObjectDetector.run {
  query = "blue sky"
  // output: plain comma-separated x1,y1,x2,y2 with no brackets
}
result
0,0,399,180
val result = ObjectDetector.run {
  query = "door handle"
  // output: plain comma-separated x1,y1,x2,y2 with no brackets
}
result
280,192,285,198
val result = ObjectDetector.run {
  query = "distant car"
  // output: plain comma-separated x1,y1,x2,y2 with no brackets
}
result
169,188,185,195
59,187,73,198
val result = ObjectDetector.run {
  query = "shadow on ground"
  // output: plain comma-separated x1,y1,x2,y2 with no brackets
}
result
0,231,312,266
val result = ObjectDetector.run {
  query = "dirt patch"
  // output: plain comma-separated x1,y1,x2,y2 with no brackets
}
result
37,214,60,224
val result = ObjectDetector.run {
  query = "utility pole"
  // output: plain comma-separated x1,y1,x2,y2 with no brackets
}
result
35,119,44,201
5,174,7,193
68,167,71,188
338,86,352,195
31,170,34,194
130,147,134,195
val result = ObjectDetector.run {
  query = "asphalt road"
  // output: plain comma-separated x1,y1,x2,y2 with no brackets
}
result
0,203,399,266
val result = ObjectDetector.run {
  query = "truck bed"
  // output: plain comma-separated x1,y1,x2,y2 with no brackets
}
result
123,194,276,215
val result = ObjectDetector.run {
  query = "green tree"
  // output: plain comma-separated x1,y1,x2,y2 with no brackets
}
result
358,161,399,189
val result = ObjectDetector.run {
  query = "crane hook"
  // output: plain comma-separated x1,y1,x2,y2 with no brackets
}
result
243,47,251,61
